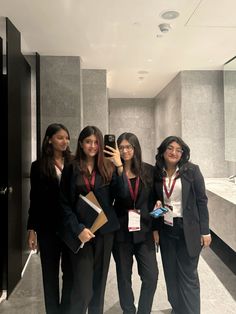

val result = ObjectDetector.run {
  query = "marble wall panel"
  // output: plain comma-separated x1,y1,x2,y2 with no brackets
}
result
181,71,228,177
82,69,108,135
154,73,182,148
40,56,82,154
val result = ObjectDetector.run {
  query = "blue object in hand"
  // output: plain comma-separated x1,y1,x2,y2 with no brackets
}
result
150,207,169,218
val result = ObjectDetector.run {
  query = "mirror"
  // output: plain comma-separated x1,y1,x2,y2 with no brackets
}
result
224,56,236,162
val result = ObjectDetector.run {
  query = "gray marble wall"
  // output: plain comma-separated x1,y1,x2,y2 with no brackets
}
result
154,71,229,177
40,56,82,153
82,69,108,134
181,71,228,177
154,73,182,148
39,61,235,177
109,98,155,164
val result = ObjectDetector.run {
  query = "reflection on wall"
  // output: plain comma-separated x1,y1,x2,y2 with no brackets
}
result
224,57,236,163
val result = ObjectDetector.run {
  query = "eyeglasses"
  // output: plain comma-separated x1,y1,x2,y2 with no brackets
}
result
166,146,183,154
118,144,134,152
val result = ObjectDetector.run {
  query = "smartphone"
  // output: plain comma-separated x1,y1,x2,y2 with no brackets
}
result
150,207,169,219
104,134,116,157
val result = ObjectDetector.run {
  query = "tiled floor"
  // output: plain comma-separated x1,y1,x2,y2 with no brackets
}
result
0,246,235,314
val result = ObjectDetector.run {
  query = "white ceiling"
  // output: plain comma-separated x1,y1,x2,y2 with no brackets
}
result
1,0,236,98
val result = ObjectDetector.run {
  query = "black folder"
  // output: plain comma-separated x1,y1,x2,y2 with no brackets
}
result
60,192,108,253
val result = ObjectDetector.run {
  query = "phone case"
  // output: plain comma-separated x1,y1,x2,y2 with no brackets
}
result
104,134,116,157
149,207,169,219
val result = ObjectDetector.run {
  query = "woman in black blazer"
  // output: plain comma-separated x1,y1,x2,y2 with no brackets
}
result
27,123,72,314
106,132,158,314
153,136,211,314
59,126,120,314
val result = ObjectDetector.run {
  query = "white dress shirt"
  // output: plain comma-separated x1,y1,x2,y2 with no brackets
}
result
163,169,183,218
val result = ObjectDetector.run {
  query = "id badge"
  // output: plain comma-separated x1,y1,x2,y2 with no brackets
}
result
128,209,141,232
164,210,173,226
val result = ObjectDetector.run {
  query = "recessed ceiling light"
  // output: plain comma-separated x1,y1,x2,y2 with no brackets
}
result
161,10,179,20
138,70,149,75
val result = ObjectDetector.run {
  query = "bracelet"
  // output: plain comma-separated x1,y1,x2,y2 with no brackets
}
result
116,164,123,168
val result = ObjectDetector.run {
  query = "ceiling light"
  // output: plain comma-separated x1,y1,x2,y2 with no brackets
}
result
159,23,171,33
138,70,149,75
161,10,179,20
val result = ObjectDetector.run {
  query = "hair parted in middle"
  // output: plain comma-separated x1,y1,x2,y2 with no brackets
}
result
155,135,190,170
40,123,71,177
75,125,113,183
117,132,151,185
117,132,142,176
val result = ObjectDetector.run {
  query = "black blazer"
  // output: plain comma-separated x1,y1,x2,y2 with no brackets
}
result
27,160,61,232
113,162,156,244
154,162,210,257
59,161,120,251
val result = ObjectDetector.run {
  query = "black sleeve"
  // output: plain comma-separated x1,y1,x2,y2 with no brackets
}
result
110,169,130,200
60,163,85,237
193,165,210,235
27,161,40,230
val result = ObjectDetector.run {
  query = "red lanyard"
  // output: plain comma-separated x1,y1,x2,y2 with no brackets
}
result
83,170,96,192
163,173,178,199
126,175,140,207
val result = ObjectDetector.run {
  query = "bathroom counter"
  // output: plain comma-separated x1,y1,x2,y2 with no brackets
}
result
205,178,236,252
205,178,236,205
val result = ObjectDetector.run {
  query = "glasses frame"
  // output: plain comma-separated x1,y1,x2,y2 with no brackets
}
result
166,146,183,154
118,144,134,152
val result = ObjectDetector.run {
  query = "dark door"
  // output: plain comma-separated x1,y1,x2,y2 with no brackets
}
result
0,37,7,296
0,18,31,298
21,55,31,268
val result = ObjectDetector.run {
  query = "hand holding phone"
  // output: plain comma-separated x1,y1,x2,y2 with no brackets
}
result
150,206,169,219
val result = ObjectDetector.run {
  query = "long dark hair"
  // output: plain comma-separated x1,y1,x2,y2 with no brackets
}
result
155,136,190,171
75,125,113,183
117,132,150,185
40,123,71,177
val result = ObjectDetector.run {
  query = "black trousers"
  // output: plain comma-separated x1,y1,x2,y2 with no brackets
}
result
38,231,72,314
69,232,114,314
160,219,200,314
113,235,158,314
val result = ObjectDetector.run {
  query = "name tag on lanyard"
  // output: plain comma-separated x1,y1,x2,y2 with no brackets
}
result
163,174,178,227
128,209,141,231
